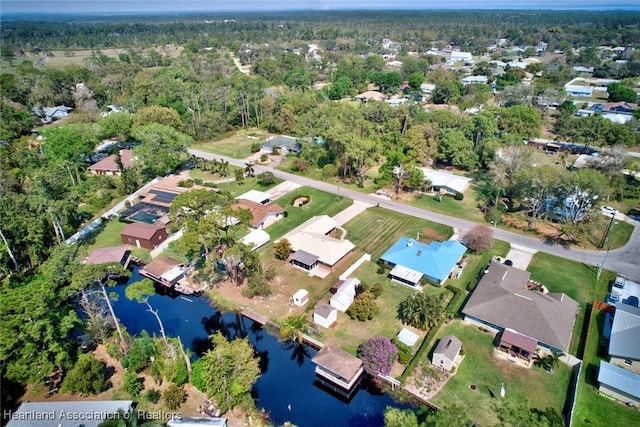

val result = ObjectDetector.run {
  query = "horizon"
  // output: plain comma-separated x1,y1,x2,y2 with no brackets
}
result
2,1,639,15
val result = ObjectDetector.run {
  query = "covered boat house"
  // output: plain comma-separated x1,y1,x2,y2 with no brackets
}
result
312,345,364,397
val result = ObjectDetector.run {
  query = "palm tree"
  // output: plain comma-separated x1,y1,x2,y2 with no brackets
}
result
218,159,230,177
397,293,444,331
542,350,564,373
244,161,256,177
209,158,219,174
280,314,309,343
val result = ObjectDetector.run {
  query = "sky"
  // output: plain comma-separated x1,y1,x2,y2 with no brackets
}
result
2,1,639,14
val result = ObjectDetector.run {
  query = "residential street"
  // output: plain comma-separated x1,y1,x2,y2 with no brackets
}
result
189,149,640,280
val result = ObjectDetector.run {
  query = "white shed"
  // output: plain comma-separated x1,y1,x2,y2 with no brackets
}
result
292,289,309,307
241,229,270,251
314,303,337,329
330,278,360,312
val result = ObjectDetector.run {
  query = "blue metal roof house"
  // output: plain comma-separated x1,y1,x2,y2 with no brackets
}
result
598,361,640,405
379,238,467,287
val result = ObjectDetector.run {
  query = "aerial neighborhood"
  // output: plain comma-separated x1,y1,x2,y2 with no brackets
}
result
2,6,640,427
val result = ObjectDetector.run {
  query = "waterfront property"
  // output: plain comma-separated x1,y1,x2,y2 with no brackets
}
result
85,245,131,266
314,303,338,329
432,335,463,372
7,401,133,427
462,261,579,353
312,345,364,396
597,361,640,406
329,278,360,312
139,256,186,289
120,222,168,249
379,237,467,287
240,229,270,251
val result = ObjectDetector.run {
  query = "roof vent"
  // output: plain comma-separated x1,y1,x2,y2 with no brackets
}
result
407,240,413,247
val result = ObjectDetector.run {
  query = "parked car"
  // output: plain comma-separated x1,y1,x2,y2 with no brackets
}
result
612,276,625,296
627,296,639,308
607,293,620,304
601,206,618,217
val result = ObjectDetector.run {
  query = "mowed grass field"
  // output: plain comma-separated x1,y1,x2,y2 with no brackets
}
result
192,128,271,158
430,320,572,427
527,252,615,355
342,207,453,259
572,308,640,427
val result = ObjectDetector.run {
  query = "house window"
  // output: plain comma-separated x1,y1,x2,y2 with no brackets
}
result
440,359,445,365
624,359,632,366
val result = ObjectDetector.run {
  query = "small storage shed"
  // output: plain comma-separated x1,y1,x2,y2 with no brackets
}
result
330,278,360,312
293,289,309,307
314,303,337,329
432,335,462,372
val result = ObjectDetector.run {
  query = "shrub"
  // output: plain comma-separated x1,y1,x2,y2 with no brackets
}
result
60,354,108,395
392,338,413,364
257,171,275,186
292,159,309,173
121,332,156,373
357,337,398,376
177,179,195,188
242,275,271,298
250,142,261,153
163,383,186,410
365,282,384,298
167,359,189,386
454,192,464,200
123,372,144,397
274,238,292,260
462,225,494,252
322,164,338,179
260,153,269,162
346,291,379,321
145,388,161,404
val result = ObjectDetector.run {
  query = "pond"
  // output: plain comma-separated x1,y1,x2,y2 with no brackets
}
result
109,267,411,426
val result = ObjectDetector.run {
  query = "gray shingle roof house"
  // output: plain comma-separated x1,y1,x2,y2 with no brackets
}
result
598,360,640,405
7,400,133,427
462,261,579,353
609,304,640,374
260,135,301,154
432,335,462,372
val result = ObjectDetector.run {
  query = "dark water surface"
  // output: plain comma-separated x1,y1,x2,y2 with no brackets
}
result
110,267,410,426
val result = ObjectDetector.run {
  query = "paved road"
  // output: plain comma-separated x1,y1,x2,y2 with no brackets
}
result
189,149,640,280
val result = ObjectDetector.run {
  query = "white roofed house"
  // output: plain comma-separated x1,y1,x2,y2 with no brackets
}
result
461,75,488,85
420,168,473,195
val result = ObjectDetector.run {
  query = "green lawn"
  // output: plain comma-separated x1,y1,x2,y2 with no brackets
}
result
527,252,615,356
317,261,449,355
188,168,284,198
430,321,572,427
266,187,353,240
78,218,151,262
192,129,270,158
572,308,640,427
342,207,453,259
410,188,487,223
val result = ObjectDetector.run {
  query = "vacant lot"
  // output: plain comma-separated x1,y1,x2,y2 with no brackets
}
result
572,308,639,427
192,128,271,158
429,321,572,426
527,252,615,355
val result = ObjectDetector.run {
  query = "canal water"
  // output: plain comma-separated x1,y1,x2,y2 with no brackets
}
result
110,267,411,426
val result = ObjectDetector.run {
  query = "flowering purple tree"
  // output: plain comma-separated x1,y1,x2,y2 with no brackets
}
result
357,336,398,376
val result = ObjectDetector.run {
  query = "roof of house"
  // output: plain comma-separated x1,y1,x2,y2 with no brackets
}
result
88,149,134,172
141,256,182,278
284,216,355,266
610,304,640,360
290,249,319,266
462,75,488,84
500,328,538,353
86,245,130,265
433,335,462,361
312,345,362,379
380,238,467,283
420,168,473,194
315,303,336,318
598,360,640,399
7,400,133,427
233,199,284,228
462,261,579,352
354,90,386,101
565,85,594,94
121,222,164,240
236,189,271,204
241,229,270,251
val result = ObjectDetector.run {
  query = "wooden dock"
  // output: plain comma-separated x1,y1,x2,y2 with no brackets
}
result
241,308,268,326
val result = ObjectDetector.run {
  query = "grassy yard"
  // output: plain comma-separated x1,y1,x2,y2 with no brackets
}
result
342,207,453,259
316,261,448,355
527,252,615,356
188,168,283,198
78,218,151,262
429,321,572,426
409,188,487,223
572,308,640,427
266,187,353,240
192,128,271,158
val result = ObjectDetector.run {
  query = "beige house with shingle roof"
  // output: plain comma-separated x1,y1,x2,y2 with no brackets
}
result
462,261,578,353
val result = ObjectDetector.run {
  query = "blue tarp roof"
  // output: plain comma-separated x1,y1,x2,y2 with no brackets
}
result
598,361,640,399
380,238,467,282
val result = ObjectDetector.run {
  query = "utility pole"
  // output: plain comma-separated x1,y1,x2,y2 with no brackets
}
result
596,246,611,280
599,213,616,249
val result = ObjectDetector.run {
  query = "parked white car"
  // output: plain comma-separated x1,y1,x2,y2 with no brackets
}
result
601,206,618,218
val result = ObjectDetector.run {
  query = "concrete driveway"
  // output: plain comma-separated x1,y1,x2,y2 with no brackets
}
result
505,244,538,270
266,181,301,201
332,200,373,226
